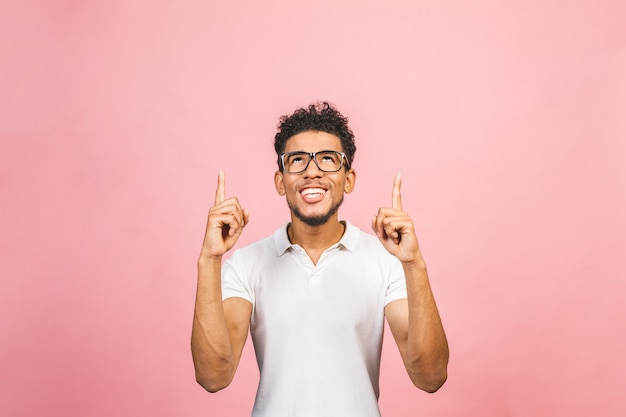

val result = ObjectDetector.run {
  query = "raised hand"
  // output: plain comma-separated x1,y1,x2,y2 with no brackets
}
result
201,170,250,258
371,173,421,264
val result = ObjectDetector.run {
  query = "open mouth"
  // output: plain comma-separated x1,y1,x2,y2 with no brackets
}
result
300,187,327,202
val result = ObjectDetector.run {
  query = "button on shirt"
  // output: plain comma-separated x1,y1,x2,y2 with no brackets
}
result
222,221,407,417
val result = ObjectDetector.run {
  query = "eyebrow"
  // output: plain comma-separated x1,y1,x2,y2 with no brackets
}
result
284,149,341,154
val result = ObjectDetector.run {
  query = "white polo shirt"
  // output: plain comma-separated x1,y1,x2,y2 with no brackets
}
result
222,221,407,417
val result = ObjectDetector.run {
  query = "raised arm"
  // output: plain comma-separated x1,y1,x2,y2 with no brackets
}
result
372,173,449,393
191,170,252,392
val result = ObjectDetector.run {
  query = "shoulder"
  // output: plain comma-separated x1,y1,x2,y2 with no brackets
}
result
227,235,273,262
343,221,398,260
226,224,288,264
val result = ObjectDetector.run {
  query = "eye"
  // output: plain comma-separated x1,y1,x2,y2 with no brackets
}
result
287,153,307,165
319,152,339,163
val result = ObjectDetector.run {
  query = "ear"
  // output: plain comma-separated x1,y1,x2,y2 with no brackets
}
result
343,168,356,194
274,170,286,196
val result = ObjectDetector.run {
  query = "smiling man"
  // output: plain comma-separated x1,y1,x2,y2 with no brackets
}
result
191,102,449,417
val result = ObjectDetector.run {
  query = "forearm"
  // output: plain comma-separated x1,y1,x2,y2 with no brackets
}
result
402,256,449,392
191,255,236,392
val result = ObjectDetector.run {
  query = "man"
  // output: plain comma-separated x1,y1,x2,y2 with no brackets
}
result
192,102,448,416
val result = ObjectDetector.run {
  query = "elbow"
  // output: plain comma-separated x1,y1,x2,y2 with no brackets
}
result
411,369,447,393
406,344,449,393
196,374,231,393
194,363,234,393
192,353,235,393
406,358,448,393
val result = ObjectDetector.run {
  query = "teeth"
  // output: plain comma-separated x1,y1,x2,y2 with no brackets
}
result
301,188,325,196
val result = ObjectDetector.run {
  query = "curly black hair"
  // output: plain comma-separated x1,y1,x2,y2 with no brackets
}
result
274,101,356,171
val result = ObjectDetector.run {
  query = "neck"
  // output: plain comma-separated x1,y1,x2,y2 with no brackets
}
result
288,217,345,251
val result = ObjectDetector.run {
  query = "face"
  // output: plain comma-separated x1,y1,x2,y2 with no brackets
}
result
274,131,356,227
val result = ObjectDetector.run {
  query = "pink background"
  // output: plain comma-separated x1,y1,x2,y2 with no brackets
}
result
1,1,625,416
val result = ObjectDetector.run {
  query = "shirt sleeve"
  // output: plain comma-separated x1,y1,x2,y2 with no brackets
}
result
221,251,254,303
384,255,407,306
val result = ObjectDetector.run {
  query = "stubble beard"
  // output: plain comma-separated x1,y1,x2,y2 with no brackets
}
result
288,196,344,227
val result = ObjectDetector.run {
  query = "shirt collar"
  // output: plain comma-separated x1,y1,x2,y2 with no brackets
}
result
273,221,360,256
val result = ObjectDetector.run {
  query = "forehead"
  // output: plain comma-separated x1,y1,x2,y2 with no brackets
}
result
284,131,343,153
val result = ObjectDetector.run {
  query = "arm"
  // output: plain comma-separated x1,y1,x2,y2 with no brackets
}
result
191,171,251,392
385,260,448,392
372,173,449,393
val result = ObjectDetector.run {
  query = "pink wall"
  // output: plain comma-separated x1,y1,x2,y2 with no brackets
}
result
1,1,625,416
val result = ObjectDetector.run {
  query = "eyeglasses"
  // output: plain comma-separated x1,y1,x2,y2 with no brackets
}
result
280,150,348,173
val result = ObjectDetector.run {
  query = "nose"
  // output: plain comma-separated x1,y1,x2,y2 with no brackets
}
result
302,155,323,178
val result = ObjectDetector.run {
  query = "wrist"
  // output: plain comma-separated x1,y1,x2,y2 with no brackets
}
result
198,251,223,266
401,252,426,269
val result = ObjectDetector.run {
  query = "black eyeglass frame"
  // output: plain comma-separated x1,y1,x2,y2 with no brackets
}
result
279,150,349,173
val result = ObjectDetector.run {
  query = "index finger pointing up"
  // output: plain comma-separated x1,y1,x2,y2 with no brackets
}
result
214,169,225,205
392,172,403,211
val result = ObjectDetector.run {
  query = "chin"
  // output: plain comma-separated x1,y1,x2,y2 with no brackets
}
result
288,196,344,227
297,214,332,227
293,206,341,227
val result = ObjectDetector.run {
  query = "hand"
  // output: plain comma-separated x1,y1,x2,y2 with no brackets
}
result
371,173,421,264
201,170,250,258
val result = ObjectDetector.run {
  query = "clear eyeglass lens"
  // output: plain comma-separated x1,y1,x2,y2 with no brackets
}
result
284,151,343,173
